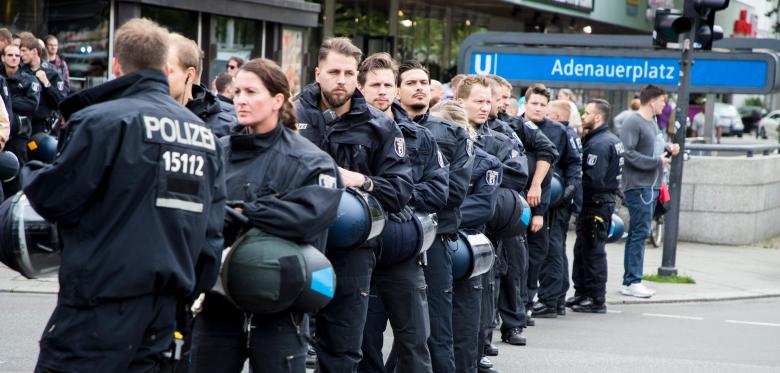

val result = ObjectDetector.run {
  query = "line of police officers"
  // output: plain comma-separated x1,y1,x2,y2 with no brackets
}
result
8,17,625,373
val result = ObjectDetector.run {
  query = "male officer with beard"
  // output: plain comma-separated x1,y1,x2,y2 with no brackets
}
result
357,52,448,373
398,60,474,373
295,38,413,373
570,99,623,313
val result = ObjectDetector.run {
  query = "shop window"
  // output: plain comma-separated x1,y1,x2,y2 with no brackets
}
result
209,15,260,83
141,5,198,42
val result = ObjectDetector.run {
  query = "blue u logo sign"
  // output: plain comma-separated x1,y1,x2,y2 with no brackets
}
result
474,54,495,75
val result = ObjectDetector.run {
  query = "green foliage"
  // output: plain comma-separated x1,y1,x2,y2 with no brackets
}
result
642,274,696,284
744,97,765,108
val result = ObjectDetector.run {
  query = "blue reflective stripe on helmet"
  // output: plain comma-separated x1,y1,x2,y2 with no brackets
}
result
311,267,336,299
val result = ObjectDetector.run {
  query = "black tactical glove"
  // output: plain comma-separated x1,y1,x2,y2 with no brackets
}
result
389,205,414,223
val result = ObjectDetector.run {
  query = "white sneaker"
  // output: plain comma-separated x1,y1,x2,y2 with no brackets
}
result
621,283,655,298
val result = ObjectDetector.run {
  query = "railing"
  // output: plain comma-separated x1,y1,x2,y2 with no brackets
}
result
685,143,780,157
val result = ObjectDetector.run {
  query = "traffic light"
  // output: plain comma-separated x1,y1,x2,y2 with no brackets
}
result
653,0,729,50
684,0,730,50
653,9,692,48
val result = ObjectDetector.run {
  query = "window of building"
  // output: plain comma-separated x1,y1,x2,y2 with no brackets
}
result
209,15,262,83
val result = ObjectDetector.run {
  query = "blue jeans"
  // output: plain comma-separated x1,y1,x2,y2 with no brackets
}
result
623,188,657,286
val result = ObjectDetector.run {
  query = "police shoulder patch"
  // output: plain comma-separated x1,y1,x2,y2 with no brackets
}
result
466,139,474,157
486,170,499,186
31,82,40,93
56,80,65,92
587,154,598,166
319,173,337,189
394,137,406,157
437,150,446,168
524,121,538,130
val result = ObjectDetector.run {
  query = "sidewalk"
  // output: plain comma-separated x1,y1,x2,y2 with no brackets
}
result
2,238,780,305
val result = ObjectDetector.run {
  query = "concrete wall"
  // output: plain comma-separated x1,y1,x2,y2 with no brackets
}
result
679,154,780,245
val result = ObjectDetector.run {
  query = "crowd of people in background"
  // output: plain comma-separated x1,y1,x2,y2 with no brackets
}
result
1,17,681,373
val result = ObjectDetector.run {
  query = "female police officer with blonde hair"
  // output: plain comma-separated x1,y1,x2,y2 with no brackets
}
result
190,58,342,373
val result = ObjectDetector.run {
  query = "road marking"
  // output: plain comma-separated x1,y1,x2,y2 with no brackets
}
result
606,310,622,314
642,313,703,321
725,320,780,327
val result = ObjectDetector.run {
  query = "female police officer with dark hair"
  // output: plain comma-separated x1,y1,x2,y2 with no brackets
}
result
189,58,342,373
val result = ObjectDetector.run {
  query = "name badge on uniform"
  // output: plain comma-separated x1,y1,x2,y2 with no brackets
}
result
394,137,406,157
486,170,499,186
319,174,337,189
298,123,308,130
587,154,598,166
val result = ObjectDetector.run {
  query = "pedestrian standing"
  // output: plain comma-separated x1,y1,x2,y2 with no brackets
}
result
358,52,444,373
26,18,226,372
189,58,342,373
403,61,475,373
568,99,623,313
45,35,70,92
295,38,413,373
618,85,679,298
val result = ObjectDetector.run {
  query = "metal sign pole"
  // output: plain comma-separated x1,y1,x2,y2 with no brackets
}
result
659,23,698,277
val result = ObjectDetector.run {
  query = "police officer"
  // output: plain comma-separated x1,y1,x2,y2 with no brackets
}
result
400,60,474,373
295,38,413,373
189,58,342,373
167,33,237,138
431,99,503,373
0,76,11,152
357,53,446,373
503,89,558,341
522,86,582,319
19,32,67,135
546,99,584,313
23,18,226,372
569,99,623,313
1,42,39,197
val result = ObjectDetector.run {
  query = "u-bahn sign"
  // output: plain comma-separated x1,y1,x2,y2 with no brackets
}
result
458,32,780,94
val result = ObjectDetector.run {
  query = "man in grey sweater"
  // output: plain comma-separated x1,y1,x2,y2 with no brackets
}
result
618,85,679,298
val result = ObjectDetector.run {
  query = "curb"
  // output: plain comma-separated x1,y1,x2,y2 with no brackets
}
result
606,291,780,305
0,288,58,295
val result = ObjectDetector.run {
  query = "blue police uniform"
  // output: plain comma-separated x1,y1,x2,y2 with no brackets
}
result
503,117,558,335
1,68,39,197
414,112,474,373
453,147,501,373
534,117,582,316
361,102,447,373
186,84,238,138
571,124,623,312
295,83,413,373
23,69,226,372
190,122,342,373
476,119,530,354
22,62,67,134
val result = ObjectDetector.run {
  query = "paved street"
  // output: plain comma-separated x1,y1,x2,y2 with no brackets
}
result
489,298,780,373
2,292,779,373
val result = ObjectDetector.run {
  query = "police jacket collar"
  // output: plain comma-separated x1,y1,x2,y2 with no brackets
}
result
298,83,372,128
583,123,609,140
217,94,234,105
186,84,222,120
60,69,169,121
560,121,570,127
391,101,418,138
228,121,284,161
